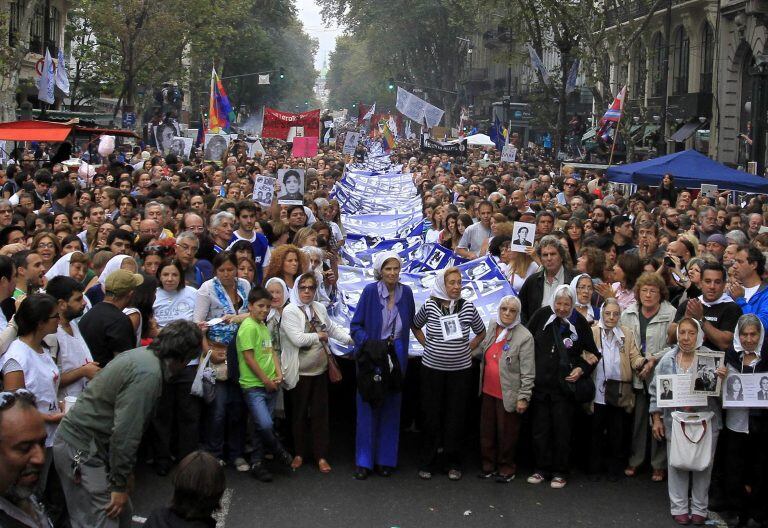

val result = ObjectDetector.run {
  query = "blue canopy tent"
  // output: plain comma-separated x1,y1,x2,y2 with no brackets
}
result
606,149,768,193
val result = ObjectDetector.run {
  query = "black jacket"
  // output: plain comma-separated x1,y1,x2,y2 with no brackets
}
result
518,266,577,324
526,306,599,400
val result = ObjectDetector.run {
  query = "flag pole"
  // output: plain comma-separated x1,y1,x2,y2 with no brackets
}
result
608,86,627,166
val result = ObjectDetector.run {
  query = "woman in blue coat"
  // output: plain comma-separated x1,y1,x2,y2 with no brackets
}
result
350,251,416,479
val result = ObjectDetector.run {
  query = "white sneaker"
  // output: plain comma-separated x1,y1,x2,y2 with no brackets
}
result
234,457,250,472
527,473,545,485
550,477,567,489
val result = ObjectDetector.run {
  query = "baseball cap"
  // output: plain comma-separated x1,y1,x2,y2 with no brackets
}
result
706,233,727,247
105,269,144,295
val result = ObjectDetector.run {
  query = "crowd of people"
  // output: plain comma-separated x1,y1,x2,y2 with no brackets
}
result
0,134,768,527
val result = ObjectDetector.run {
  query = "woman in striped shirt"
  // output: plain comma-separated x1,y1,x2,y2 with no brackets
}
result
413,267,486,481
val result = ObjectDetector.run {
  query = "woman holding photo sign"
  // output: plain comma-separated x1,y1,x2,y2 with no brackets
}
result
412,267,486,481
723,314,768,526
649,317,726,525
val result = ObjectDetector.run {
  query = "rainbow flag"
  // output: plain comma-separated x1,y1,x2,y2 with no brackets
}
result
381,121,396,152
208,68,235,132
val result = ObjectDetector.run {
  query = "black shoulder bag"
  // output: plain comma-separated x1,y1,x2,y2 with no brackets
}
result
553,322,595,403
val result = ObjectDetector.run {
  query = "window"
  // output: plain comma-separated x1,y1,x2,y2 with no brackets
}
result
700,23,714,93
47,6,60,55
650,32,665,97
30,4,45,54
672,26,689,95
8,2,21,47
631,44,647,98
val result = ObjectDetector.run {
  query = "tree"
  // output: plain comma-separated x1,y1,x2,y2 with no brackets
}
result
0,0,44,122
326,35,394,112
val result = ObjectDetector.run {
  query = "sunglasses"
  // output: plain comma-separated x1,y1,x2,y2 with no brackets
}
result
299,285,316,292
0,389,36,410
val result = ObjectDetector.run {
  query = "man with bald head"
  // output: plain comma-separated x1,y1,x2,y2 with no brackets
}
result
510,189,533,214
139,219,161,239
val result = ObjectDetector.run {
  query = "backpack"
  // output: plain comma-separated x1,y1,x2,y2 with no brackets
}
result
356,339,402,408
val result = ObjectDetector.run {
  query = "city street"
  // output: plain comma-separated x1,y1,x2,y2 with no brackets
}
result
130,426,712,528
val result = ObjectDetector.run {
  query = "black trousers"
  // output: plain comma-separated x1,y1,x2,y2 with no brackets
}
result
531,393,574,478
152,365,202,467
589,402,627,475
726,416,768,521
419,365,473,472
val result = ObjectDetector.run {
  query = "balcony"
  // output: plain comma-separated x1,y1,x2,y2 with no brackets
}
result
605,0,688,27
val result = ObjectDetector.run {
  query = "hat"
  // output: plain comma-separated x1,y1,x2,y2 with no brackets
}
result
105,269,144,295
707,233,727,247
141,151,151,161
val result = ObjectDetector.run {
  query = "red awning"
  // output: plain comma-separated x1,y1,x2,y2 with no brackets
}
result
0,120,73,141
73,126,139,139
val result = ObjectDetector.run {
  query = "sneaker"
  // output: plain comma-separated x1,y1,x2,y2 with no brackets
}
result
277,450,293,468
447,469,462,481
217,459,226,467
250,461,273,482
418,470,432,480
477,471,496,479
234,457,250,472
550,477,567,489
495,473,515,483
527,473,545,485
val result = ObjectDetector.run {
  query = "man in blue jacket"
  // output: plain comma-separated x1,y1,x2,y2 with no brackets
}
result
729,246,768,329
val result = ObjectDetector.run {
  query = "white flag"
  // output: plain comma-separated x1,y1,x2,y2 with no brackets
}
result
387,116,398,137
526,43,550,85
362,103,375,121
258,74,270,85
56,48,70,95
38,49,56,104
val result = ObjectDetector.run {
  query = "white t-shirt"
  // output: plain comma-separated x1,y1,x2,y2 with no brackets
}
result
153,286,198,328
2,340,60,446
745,284,760,302
0,309,7,332
56,323,93,399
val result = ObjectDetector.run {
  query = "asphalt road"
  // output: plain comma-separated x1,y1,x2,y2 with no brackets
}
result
129,428,709,528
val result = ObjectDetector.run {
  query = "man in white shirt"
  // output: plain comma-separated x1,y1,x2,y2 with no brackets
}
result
0,256,14,331
456,201,493,260
45,276,100,399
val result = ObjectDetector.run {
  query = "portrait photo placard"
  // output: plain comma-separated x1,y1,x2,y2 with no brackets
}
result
722,373,768,408
252,175,276,208
510,222,536,253
692,351,725,396
656,374,708,408
439,314,462,341
277,168,305,206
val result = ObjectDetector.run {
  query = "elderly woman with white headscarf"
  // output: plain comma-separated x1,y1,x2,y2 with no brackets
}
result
649,317,726,525
473,295,534,483
85,254,137,305
588,298,644,481
349,251,416,480
722,314,768,526
280,271,353,474
525,283,599,489
412,266,486,481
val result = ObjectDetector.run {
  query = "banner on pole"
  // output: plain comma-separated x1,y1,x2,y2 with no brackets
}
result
420,136,467,155
395,87,444,127
261,108,321,140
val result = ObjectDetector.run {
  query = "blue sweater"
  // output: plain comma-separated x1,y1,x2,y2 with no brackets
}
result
350,281,415,360
735,283,768,330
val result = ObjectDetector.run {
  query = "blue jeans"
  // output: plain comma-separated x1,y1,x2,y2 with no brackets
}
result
205,380,245,462
243,386,283,463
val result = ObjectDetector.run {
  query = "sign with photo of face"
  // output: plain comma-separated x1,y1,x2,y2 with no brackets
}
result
277,168,305,205
510,222,536,253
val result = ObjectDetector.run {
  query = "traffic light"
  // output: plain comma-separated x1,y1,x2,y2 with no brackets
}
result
279,67,285,79
387,78,395,91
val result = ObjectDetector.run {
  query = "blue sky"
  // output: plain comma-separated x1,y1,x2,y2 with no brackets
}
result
295,0,343,70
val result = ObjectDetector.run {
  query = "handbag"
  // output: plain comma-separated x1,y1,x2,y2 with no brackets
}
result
669,411,714,472
190,350,217,404
553,323,595,403
308,309,342,384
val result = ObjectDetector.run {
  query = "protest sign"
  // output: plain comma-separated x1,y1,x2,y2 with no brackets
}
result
656,374,708,408
204,133,228,161
501,144,518,163
277,168,305,205
168,136,193,159
261,107,320,140
252,175,276,207
396,87,444,127
723,373,768,408
510,222,535,252
420,136,467,155
291,136,318,158
700,184,718,199
343,132,361,155
692,351,724,396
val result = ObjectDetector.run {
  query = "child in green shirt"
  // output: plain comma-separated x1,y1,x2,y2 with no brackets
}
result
236,286,293,482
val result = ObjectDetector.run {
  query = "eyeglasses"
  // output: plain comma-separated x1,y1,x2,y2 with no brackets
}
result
48,313,61,320
0,388,36,410
564,182,577,187
36,242,55,249
299,285,316,292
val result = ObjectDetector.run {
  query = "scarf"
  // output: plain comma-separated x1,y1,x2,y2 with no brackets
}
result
373,251,402,281
733,314,765,356
677,318,705,352
569,273,592,309
543,283,578,336
430,268,460,312
289,278,315,320
98,254,133,288
45,251,80,281
265,277,289,323
699,292,734,308
495,294,521,343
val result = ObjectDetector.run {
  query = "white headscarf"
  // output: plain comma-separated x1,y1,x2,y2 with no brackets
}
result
677,318,705,351
98,255,133,287
265,277,290,323
45,251,80,280
373,251,402,281
544,283,577,335
598,298,624,341
430,268,461,312
569,273,592,309
733,314,765,355
289,273,315,319
495,295,521,343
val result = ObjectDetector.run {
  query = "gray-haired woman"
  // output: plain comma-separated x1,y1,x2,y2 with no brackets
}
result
474,295,534,482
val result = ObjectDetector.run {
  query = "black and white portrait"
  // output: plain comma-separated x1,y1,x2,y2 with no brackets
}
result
253,175,276,208
468,262,491,280
204,134,228,162
692,351,724,396
660,378,674,400
277,168,305,205
154,119,181,154
758,376,768,400
168,136,193,159
510,221,536,253
440,314,462,341
725,375,744,401
425,248,445,270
